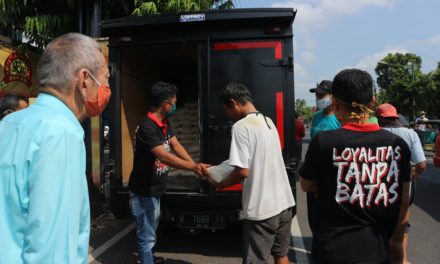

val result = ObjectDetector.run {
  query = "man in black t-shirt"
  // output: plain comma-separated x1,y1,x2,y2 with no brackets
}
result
300,69,411,264
128,82,207,264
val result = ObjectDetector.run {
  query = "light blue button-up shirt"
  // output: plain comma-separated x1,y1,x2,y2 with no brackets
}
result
0,93,90,264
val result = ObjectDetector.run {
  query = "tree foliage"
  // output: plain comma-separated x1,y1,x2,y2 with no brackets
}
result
0,0,235,50
0,0,75,50
295,99,313,124
132,0,234,15
375,53,437,120
428,62,440,117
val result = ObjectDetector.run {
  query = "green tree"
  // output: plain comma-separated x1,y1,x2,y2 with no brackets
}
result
428,62,440,117
0,1,235,50
132,0,234,15
375,53,435,120
0,0,75,49
295,99,313,124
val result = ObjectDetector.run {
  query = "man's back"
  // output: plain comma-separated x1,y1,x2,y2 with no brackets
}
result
0,93,90,264
301,124,411,263
229,113,295,221
383,127,425,164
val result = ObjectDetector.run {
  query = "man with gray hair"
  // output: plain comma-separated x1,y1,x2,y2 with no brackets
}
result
0,33,111,263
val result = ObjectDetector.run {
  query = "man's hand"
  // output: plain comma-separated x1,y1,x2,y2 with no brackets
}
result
192,163,212,178
204,175,221,188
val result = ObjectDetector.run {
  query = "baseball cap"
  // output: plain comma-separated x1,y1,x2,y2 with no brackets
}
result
309,80,332,94
375,103,399,118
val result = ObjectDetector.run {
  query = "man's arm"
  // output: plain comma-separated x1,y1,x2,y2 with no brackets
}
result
413,161,427,179
151,145,202,176
204,166,248,189
300,177,318,192
218,167,248,189
169,136,194,162
389,182,410,263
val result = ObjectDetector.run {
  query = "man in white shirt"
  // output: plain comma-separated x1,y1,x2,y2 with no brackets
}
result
205,82,295,264
415,111,429,131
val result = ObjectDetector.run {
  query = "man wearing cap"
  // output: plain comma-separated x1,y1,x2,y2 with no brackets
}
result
309,80,340,138
376,103,426,264
415,111,429,131
300,69,411,263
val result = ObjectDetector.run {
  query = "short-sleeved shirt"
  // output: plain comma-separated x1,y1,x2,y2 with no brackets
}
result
229,113,295,221
128,112,174,197
300,123,411,263
310,110,340,138
383,127,426,164
0,93,89,264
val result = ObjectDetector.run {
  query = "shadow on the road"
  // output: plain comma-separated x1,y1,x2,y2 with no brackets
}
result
156,225,242,258
413,164,440,221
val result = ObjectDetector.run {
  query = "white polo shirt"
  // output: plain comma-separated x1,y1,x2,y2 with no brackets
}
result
229,113,295,221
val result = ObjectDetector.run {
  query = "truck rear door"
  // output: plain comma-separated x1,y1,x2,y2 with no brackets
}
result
204,39,294,191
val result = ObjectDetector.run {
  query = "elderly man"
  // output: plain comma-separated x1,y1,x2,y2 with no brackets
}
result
0,33,111,263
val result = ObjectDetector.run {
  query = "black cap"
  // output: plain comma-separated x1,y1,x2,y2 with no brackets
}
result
309,80,333,94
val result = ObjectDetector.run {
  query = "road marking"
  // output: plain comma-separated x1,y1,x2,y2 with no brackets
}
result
88,222,136,263
291,215,310,264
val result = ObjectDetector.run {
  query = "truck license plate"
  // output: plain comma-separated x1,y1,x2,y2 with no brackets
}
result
178,213,226,229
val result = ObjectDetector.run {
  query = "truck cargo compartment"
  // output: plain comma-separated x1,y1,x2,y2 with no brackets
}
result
118,43,202,192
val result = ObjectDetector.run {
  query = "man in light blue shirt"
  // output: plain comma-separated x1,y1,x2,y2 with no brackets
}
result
0,33,111,264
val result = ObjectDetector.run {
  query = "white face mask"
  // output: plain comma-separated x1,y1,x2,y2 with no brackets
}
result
316,97,332,110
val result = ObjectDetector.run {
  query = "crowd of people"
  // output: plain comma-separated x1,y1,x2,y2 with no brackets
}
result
0,32,434,264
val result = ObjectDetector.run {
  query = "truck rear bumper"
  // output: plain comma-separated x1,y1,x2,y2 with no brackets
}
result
161,191,242,229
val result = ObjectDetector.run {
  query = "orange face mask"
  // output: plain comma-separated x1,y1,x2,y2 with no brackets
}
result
83,71,111,117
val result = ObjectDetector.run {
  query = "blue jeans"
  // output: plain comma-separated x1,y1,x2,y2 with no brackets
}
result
130,193,160,264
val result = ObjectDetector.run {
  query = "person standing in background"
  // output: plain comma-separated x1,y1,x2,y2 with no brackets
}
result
294,111,306,163
301,69,411,263
376,103,427,263
415,111,428,131
0,33,111,264
309,80,340,138
307,80,341,234
0,94,29,120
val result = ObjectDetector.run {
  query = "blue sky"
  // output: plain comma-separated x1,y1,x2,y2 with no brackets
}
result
235,0,440,105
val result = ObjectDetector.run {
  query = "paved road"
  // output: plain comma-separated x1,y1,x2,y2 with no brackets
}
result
88,134,440,264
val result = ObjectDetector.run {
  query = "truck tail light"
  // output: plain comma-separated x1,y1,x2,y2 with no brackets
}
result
216,183,243,192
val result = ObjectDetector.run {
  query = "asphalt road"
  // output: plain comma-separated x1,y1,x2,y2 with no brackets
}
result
88,134,440,264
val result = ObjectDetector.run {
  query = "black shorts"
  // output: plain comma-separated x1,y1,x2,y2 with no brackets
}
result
242,207,293,264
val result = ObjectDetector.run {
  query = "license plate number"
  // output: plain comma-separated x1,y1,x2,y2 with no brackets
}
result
178,213,226,228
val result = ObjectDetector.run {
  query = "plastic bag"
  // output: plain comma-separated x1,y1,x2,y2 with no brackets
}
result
207,160,234,183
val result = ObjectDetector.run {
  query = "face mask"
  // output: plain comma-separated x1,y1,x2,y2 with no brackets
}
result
167,103,177,118
316,97,331,110
82,71,111,117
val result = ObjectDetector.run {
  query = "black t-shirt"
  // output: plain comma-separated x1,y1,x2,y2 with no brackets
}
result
300,123,411,264
128,114,174,197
